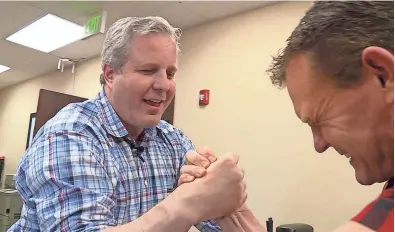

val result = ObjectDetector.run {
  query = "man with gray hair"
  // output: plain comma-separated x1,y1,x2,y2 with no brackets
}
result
9,16,247,232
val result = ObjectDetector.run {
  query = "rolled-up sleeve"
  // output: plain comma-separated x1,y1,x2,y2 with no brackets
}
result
10,131,117,232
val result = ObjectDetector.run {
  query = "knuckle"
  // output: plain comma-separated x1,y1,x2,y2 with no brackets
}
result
222,156,235,164
230,152,239,159
192,166,202,175
200,147,212,157
235,169,244,180
178,175,186,185
180,165,188,173
186,151,198,160
181,174,192,182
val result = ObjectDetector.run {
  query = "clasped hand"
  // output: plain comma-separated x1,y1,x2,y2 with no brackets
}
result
178,147,248,221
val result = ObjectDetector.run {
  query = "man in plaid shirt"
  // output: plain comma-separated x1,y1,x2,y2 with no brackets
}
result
180,1,394,232
9,16,248,232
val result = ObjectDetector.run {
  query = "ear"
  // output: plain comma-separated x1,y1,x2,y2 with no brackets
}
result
103,64,116,88
361,46,394,104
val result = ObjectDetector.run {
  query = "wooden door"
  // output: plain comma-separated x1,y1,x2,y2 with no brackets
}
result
33,89,87,137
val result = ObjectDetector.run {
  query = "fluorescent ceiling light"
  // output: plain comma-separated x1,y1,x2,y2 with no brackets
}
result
0,65,10,74
6,14,83,53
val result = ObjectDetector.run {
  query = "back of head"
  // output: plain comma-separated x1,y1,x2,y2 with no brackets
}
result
100,16,182,85
267,1,394,88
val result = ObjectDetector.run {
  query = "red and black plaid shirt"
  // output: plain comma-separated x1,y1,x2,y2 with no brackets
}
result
352,178,394,232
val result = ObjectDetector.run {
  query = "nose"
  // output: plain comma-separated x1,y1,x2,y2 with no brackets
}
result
311,126,330,153
152,70,170,92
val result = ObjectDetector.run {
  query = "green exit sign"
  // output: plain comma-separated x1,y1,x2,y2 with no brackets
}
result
86,15,101,34
83,11,106,39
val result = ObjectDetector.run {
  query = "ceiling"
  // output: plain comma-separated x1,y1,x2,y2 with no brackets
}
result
0,1,278,90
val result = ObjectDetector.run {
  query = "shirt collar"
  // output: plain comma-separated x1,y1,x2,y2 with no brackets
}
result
95,88,158,140
385,177,394,190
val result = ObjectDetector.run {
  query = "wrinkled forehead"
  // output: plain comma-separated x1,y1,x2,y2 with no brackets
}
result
285,55,317,121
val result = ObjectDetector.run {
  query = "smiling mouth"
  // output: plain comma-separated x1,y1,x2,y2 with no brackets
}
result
143,99,163,107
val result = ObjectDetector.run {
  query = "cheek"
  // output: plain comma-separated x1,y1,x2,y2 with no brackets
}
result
114,79,143,107
166,81,176,98
321,123,374,159
320,125,354,151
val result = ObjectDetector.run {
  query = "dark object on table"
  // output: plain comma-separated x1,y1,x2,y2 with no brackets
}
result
276,223,314,232
266,217,274,232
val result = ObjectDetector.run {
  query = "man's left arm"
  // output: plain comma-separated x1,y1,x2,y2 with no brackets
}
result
176,128,267,232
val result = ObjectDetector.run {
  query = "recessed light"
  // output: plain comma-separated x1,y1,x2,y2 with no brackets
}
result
0,65,10,74
6,14,84,53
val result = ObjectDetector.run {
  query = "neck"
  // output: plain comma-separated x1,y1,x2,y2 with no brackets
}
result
125,124,144,141
385,105,394,159
104,85,143,141
381,105,394,179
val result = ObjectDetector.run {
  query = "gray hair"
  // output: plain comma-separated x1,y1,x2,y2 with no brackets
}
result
100,16,182,85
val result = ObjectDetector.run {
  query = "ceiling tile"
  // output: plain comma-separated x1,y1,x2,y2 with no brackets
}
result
14,53,60,78
51,34,104,60
153,2,209,29
24,1,101,25
0,40,50,68
0,2,46,38
98,1,174,27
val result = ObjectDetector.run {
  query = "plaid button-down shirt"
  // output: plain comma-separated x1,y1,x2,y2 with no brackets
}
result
352,178,394,232
9,89,221,232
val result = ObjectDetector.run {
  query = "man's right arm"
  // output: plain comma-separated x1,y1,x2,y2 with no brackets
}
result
12,131,198,232
102,188,197,232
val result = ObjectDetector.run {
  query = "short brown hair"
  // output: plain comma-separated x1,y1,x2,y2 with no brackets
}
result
266,1,394,89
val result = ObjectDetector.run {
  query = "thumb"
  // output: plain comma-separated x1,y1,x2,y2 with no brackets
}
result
186,151,211,168
196,146,217,163
223,152,239,164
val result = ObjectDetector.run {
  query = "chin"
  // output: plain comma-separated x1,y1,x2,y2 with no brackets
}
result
141,116,161,128
356,177,375,186
355,171,377,186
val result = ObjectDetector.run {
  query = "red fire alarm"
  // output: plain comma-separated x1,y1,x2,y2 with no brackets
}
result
199,89,210,105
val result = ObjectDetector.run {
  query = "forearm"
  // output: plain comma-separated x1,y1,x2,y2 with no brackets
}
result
102,191,195,232
216,206,266,232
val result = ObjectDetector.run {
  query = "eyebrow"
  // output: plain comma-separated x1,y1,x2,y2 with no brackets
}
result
138,63,178,72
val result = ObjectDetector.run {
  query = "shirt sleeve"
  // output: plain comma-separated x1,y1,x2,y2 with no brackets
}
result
11,131,117,232
195,221,223,232
351,187,394,231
